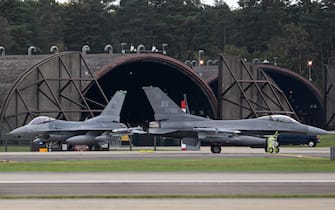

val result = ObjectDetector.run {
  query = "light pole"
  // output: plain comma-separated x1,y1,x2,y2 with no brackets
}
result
121,43,127,54
198,50,204,66
162,43,168,55
274,56,278,66
307,60,313,81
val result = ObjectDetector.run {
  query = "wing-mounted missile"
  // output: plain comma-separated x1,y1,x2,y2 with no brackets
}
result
112,126,145,135
129,126,146,134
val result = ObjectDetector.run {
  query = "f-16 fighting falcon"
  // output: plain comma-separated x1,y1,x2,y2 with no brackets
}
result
9,90,140,150
142,86,328,153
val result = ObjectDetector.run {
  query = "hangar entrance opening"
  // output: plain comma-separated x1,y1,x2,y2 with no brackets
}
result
259,65,325,127
84,55,217,128
205,62,325,127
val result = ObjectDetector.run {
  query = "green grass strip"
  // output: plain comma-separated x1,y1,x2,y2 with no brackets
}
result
319,135,335,147
1,158,335,172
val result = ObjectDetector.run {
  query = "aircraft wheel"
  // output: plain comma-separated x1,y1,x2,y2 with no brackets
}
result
210,145,221,154
90,144,97,151
308,141,316,147
268,147,274,153
275,147,280,153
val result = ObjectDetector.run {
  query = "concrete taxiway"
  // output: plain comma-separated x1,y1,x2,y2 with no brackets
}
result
0,147,331,162
1,172,335,196
1,199,335,210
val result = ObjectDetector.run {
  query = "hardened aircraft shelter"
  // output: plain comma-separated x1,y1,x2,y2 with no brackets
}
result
0,52,331,145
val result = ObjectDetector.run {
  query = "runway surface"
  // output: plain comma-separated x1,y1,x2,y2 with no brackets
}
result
1,147,334,209
1,199,335,210
0,147,331,161
1,172,335,196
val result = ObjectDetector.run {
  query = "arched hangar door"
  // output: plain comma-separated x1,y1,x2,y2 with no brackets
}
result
84,54,218,126
258,64,325,127
207,64,324,127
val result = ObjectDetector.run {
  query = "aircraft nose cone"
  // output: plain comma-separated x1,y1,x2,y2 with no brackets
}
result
9,126,28,137
307,125,329,135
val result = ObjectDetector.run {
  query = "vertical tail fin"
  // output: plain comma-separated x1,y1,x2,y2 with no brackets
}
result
142,86,205,121
100,90,127,122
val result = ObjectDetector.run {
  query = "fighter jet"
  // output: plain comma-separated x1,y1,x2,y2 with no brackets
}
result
9,90,139,150
142,86,328,153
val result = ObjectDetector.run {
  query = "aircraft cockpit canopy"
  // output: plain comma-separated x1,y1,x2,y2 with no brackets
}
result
258,115,298,124
29,116,55,125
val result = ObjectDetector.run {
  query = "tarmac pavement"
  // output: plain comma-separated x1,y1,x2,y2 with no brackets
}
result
1,199,335,210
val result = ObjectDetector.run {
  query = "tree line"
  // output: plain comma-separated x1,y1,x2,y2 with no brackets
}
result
0,0,334,81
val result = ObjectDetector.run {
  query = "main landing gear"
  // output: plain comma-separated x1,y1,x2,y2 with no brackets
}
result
210,144,222,154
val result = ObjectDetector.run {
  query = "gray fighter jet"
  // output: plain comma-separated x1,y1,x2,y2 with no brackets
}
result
9,90,138,150
143,86,328,153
